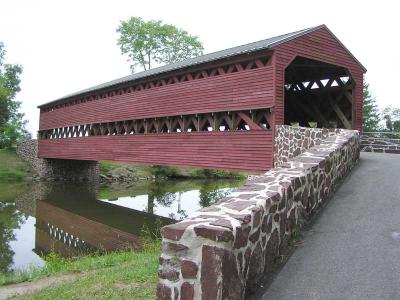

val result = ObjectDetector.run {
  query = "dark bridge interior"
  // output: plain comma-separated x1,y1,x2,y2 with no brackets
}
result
284,57,354,129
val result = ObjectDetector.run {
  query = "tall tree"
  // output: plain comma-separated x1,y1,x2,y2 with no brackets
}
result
117,17,203,72
362,81,381,132
0,42,29,148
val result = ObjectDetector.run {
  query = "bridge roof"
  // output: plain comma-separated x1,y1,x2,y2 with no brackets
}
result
39,24,364,108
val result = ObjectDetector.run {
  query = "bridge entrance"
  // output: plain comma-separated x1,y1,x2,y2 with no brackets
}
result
284,57,354,129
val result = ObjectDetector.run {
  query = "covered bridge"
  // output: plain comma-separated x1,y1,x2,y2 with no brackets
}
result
37,24,366,172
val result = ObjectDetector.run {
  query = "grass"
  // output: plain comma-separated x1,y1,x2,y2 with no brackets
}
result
1,239,161,299
0,148,31,180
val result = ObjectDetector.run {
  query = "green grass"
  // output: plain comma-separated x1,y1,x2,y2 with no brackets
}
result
2,240,161,299
0,148,31,180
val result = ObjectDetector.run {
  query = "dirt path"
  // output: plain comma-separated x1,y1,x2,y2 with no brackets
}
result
0,273,81,299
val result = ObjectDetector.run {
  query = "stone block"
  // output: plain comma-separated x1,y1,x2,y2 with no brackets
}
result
157,283,172,300
194,225,234,242
181,260,198,279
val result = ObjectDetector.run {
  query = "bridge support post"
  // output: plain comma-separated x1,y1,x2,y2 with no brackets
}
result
17,139,99,181
41,158,99,182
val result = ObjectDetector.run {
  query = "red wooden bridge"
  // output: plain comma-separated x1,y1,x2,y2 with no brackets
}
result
37,25,365,172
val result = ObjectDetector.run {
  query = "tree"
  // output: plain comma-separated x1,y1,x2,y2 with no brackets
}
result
382,105,400,132
117,17,203,72
0,116,29,148
0,42,29,148
362,81,381,132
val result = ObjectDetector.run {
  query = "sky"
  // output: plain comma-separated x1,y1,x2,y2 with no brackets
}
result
0,0,399,135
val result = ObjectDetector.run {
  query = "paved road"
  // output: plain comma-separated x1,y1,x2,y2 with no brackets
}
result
261,152,400,300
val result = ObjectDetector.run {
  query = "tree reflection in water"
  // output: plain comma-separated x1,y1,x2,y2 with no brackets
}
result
144,180,235,220
199,181,232,208
0,201,25,273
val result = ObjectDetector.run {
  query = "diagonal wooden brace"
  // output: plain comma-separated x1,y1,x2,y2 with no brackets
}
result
237,112,263,130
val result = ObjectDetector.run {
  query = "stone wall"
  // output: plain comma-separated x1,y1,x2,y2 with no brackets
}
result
274,125,341,167
361,136,400,154
157,129,360,300
17,139,99,181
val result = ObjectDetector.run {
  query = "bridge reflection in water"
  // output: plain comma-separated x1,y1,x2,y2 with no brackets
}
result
31,180,240,258
33,183,175,257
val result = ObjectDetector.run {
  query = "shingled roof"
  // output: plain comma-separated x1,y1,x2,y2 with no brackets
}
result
39,24,364,108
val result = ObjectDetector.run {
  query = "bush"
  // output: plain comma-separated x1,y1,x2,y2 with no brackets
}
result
150,165,180,178
189,168,246,179
99,161,114,174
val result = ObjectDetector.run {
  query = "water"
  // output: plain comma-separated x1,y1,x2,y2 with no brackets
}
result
0,179,243,273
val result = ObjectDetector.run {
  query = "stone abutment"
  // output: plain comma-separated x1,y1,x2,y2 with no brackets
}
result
17,139,99,181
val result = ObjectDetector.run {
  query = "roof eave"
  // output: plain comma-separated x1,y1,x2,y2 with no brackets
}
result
269,24,367,73
38,24,366,109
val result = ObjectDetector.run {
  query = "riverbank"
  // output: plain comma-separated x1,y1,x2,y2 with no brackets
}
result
0,148,246,298
0,151,159,298
0,177,244,298
0,239,160,299
99,160,247,182
0,148,32,181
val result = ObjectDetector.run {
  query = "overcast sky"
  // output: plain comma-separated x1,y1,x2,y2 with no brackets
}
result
0,0,399,134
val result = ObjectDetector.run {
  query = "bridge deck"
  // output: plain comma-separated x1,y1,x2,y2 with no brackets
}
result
260,152,400,299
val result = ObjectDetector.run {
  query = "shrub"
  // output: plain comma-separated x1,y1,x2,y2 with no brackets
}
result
150,165,180,178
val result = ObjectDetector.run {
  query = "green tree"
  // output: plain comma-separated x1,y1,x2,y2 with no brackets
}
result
0,42,29,148
117,17,203,72
362,81,381,132
382,105,400,132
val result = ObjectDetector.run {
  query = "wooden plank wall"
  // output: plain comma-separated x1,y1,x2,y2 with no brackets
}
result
273,27,364,130
38,56,276,172
38,131,274,172
39,66,274,130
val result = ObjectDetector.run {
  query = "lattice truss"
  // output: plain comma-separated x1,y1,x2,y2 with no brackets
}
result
41,55,271,113
284,74,354,129
39,109,272,140
36,220,95,251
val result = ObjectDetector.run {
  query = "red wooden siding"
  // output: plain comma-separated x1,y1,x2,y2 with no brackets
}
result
39,66,274,130
272,27,364,130
38,131,274,172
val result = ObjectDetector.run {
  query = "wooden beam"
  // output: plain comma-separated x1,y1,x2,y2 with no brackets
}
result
286,84,352,96
304,98,330,128
237,112,262,130
344,91,353,104
328,95,352,129
291,98,316,122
